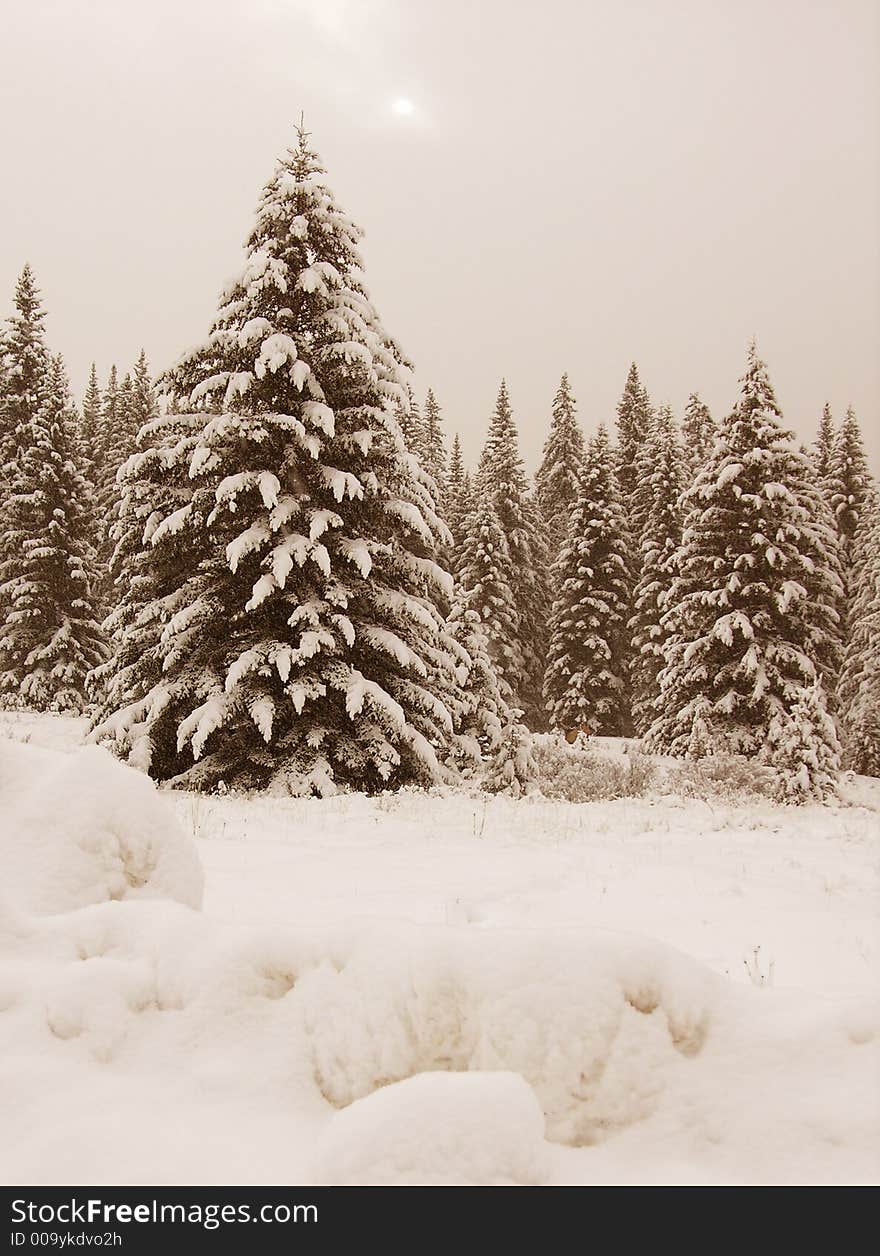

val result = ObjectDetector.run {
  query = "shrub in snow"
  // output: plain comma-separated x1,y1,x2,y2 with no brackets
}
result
92,125,469,795
645,344,844,762
531,734,656,803
666,752,777,804
763,681,840,804
0,738,203,914
310,1071,548,1186
482,717,537,796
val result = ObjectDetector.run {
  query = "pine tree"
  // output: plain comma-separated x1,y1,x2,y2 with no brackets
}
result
644,345,844,761
837,490,880,776
130,350,159,434
93,123,464,794
535,372,586,565
395,385,425,461
614,362,652,541
421,388,447,506
764,680,840,803
681,392,716,477
629,404,686,734
543,425,631,736
444,433,471,567
2,271,46,634
456,500,520,696
814,403,836,487
829,406,871,551
476,380,548,726
87,407,209,760
79,363,102,477
0,345,104,711
444,591,511,773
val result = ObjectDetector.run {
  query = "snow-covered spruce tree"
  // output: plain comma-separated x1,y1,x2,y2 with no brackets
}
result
614,362,653,541
628,404,686,734
78,363,102,479
681,392,716,478
456,498,521,696
131,350,159,431
444,432,472,568
837,490,880,776
829,405,871,553
94,124,466,793
421,388,447,506
814,403,836,489
0,266,48,631
764,679,841,803
444,591,512,773
395,384,425,462
543,424,631,736
476,380,548,726
0,350,104,710
87,407,210,758
535,372,586,567
644,344,844,761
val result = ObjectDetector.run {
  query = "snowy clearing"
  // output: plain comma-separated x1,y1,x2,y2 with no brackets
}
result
1,711,878,1186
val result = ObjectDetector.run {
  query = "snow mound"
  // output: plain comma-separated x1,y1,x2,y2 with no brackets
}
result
0,738,203,914
311,1071,548,1185
298,926,718,1147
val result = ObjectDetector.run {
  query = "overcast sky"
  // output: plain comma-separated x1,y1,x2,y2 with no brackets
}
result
1,0,877,474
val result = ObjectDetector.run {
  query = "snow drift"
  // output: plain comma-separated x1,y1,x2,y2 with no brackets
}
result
1,735,877,1185
0,737,203,914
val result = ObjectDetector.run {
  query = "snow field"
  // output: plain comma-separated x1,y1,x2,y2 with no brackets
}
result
1,713,878,1185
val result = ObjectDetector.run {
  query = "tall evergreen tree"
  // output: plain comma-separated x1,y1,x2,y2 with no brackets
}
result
628,404,686,734
130,350,159,435
79,363,102,475
0,266,50,632
93,124,465,794
444,589,512,773
421,388,447,505
456,500,520,698
614,362,652,540
476,380,548,725
88,407,208,752
535,372,586,565
0,346,104,711
829,405,871,551
644,345,844,761
814,403,836,487
681,392,716,477
395,384,425,462
837,490,880,776
543,425,631,735
444,432,471,567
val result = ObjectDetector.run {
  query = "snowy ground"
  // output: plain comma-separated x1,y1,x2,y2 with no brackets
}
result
1,710,878,1185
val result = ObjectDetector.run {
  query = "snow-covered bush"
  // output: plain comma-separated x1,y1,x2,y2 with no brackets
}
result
667,753,776,803
763,682,840,804
531,734,657,802
481,717,537,797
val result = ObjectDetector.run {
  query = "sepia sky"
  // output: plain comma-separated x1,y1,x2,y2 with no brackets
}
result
1,0,877,474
